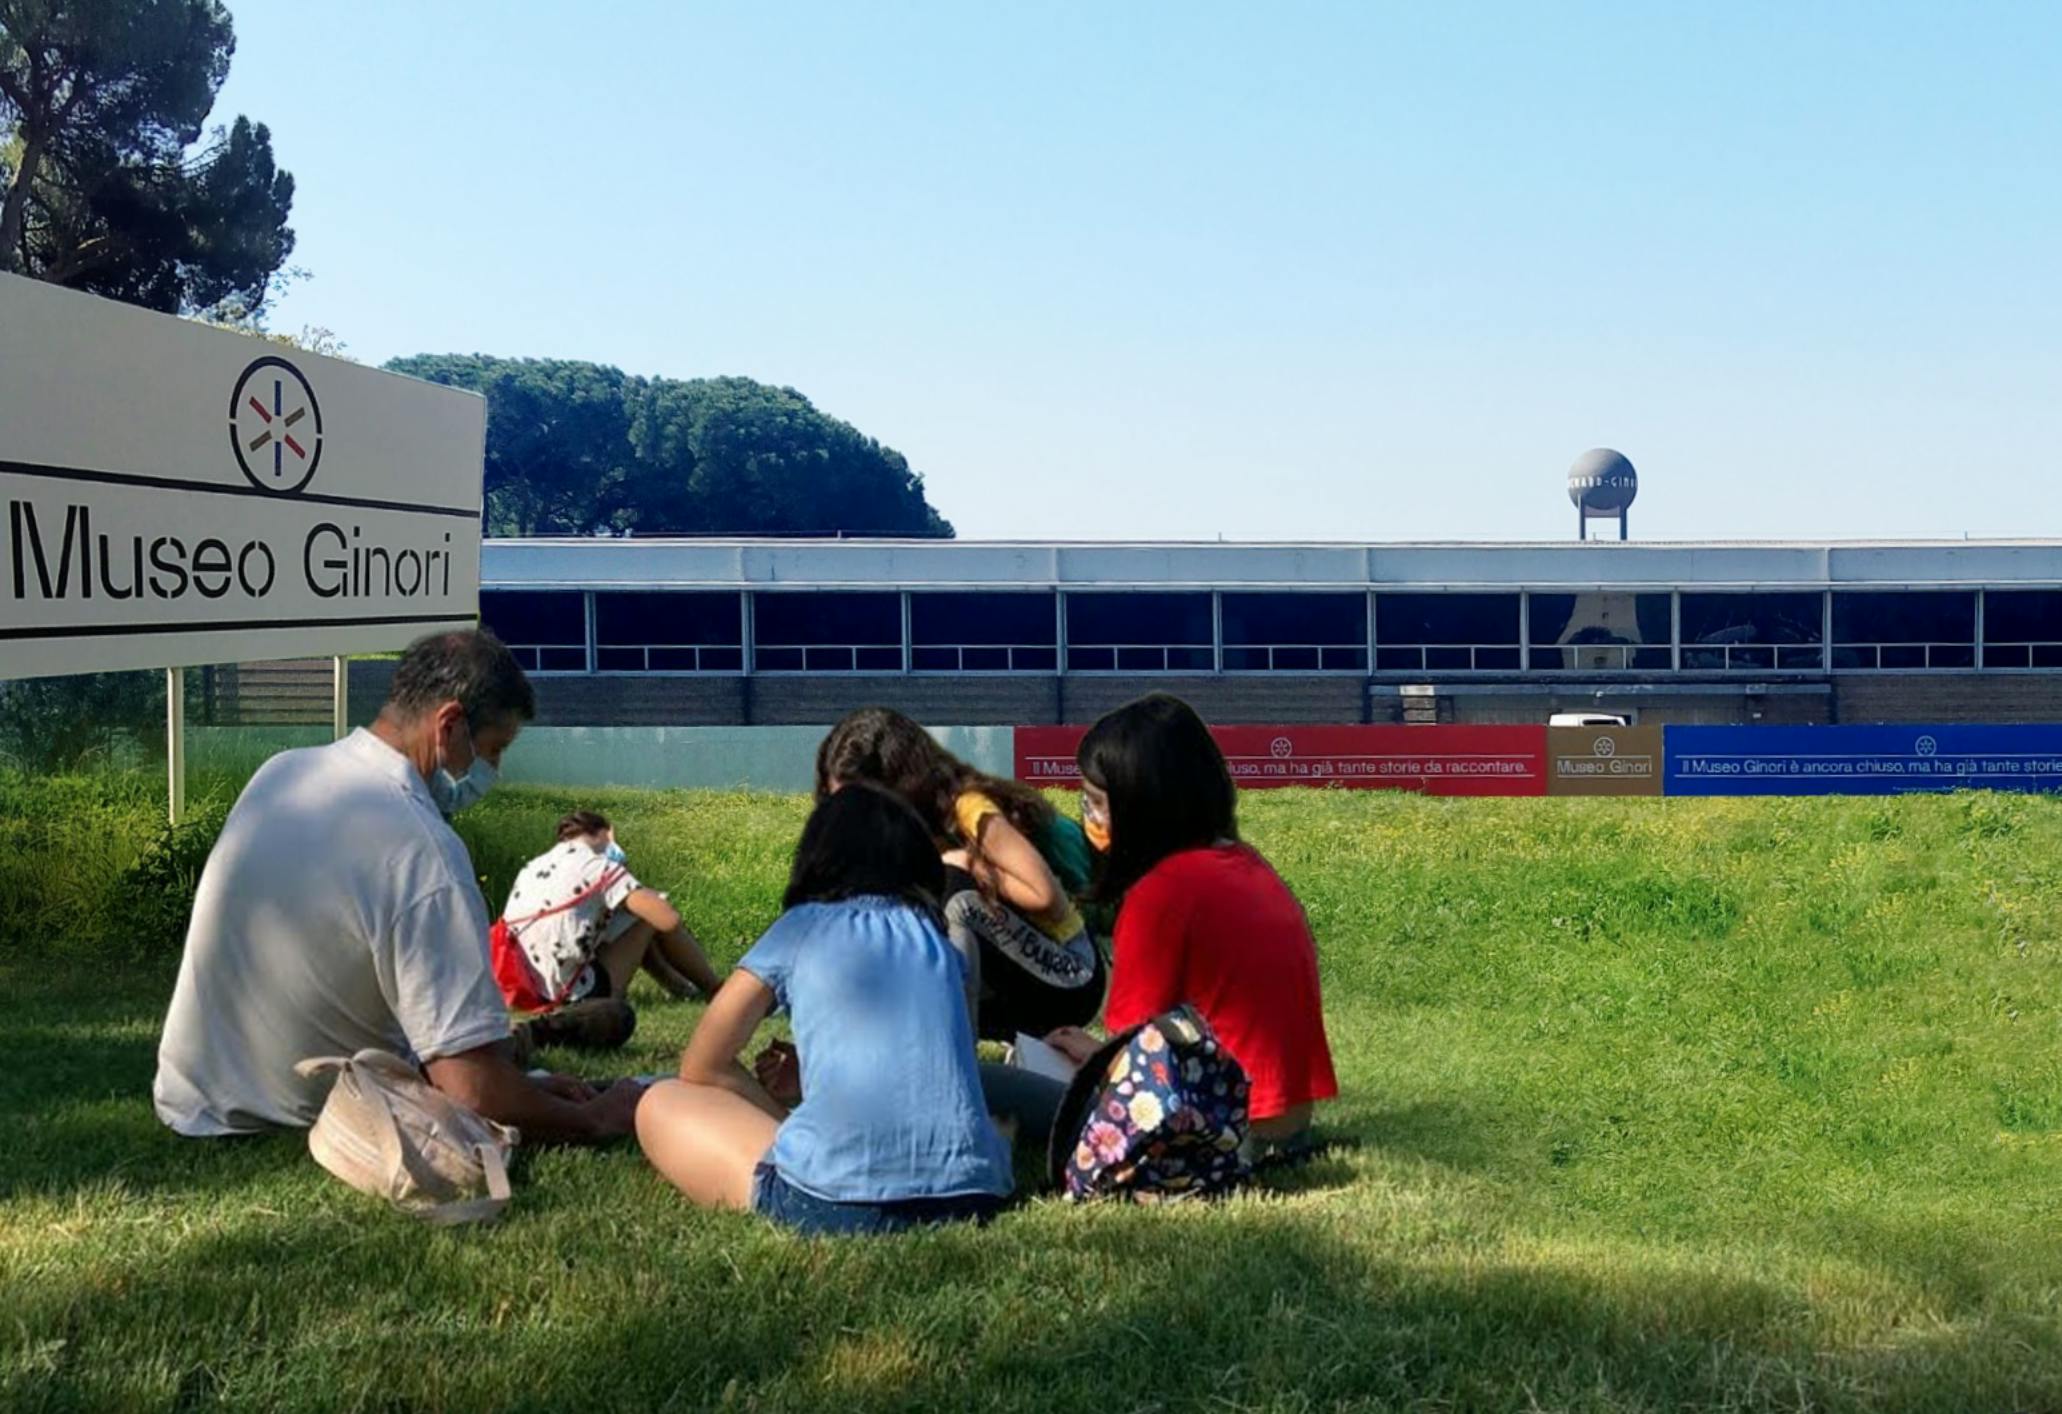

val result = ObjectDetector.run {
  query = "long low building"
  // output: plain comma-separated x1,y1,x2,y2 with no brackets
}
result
432,537,2062,728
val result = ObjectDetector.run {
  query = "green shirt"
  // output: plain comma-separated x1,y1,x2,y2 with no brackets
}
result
1037,812,1096,900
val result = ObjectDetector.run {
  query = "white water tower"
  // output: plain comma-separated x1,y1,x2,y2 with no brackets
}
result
1568,448,1638,541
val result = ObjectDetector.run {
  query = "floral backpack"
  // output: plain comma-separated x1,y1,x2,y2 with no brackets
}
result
1048,1004,1251,1203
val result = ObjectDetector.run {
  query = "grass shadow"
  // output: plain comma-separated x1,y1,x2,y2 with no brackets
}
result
9,1197,2057,1412
1347,1097,1528,1177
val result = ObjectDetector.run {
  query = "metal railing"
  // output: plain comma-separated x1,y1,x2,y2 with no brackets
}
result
1529,643,1672,672
752,644,903,673
1830,641,1977,671
510,633,2056,677
1678,642,1823,671
1064,644,1216,673
911,644,1060,673
1983,641,2062,670
1221,643,1370,672
594,643,745,673
503,642,589,673
1372,644,1524,673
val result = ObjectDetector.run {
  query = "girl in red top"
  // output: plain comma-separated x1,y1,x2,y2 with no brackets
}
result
1048,694,1338,1152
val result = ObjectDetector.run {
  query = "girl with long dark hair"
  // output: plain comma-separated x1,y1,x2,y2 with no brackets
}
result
635,784,1011,1235
815,708,1103,1039
1047,694,1338,1150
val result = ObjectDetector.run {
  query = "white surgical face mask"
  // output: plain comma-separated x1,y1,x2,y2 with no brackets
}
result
433,756,498,816
429,720,498,817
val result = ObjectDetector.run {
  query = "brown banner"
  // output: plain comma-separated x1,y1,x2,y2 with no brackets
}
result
1547,726,1664,797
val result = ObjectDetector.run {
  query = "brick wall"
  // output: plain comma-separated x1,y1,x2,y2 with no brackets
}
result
511,673,1366,726
1058,676,1366,725
743,675,1061,726
524,675,747,726
327,660,2062,730
1434,693,1832,726
1835,675,2062,723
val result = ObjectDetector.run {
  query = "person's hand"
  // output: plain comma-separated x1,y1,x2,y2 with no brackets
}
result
754,1040,802,1107
1044,1026,1103,1066
585,1078,647,1140
533,1072,596,1102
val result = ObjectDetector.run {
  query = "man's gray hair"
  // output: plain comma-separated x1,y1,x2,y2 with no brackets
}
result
385,629,536,730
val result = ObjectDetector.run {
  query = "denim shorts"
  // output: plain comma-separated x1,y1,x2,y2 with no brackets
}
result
750,1163,1005,1237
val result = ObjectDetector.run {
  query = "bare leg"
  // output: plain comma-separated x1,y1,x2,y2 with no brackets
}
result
652,923,722,997
594,919,659,998
636,1079,779,1210
641,949,699,999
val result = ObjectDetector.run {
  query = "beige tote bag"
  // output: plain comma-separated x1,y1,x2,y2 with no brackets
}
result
294,1049,518,1225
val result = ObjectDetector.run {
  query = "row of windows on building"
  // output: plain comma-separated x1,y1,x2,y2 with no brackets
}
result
479,588,2062,675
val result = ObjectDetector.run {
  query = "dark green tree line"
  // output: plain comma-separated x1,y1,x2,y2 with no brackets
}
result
386,354,953,539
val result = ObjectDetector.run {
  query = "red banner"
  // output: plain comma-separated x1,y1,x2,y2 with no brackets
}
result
1015,725,1548,796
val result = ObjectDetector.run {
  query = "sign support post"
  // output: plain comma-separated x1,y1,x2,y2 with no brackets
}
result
332,657,350,740
166,667,186,825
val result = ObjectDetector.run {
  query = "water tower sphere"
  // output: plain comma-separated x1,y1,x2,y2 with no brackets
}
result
1567,448,1638,513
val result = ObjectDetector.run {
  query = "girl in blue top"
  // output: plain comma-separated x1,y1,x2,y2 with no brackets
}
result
636,783,1013,1235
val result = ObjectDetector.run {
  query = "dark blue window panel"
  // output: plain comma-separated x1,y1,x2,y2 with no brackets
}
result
1375,594,1519,647
754,593,900,647
481,590,583,647
1065,593,1212,647
1220,593,1366,648
910,593,1057,648
596,592,742,647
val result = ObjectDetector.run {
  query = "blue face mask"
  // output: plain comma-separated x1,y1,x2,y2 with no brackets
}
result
429,731,499,818
603,840,627,865
433,756,498,816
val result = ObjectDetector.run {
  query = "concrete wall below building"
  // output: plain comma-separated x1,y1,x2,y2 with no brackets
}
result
188,724,1016,794
495,724,1015,793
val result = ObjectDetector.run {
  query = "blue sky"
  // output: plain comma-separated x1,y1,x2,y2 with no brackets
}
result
213,1,2060,542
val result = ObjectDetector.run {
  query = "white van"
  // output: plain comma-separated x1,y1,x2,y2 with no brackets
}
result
1548,711,1631,728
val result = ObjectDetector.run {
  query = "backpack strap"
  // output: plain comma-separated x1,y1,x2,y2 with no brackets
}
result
504,864,629,931
415,1144,512,1227
501,863,633,1010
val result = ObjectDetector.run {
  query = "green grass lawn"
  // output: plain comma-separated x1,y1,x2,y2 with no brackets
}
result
4,778,2062,1411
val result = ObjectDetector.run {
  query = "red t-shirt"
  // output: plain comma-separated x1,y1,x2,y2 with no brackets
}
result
1104,845,1338,1121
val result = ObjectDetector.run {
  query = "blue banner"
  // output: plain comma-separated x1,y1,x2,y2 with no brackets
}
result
1664,725,2062,796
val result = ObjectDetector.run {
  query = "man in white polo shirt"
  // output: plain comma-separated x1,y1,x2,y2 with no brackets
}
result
154,629,641,1143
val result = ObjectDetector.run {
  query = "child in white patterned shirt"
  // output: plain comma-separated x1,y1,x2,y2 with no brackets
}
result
493,811,723,1046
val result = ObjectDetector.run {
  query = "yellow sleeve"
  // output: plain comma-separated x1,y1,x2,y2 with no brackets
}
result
1033,903,1087,943
953,790,1000,843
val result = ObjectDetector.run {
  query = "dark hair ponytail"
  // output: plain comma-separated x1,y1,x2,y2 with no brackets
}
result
1077,693,1237,905
783,781,947,924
